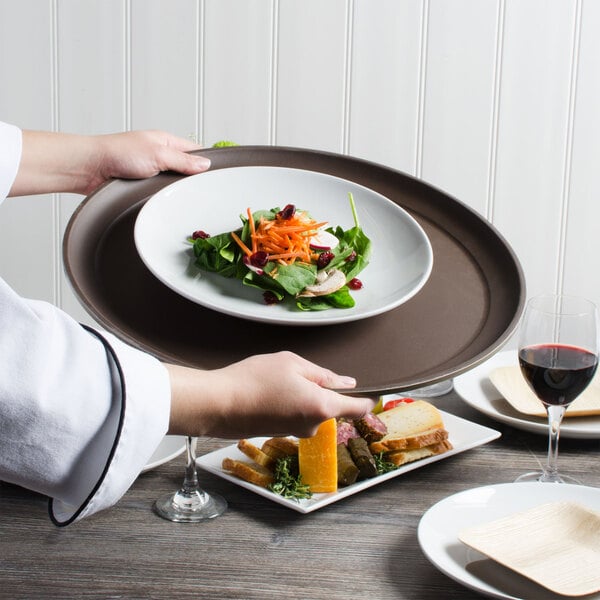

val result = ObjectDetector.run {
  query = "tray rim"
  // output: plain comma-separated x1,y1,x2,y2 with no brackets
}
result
63,145,526,394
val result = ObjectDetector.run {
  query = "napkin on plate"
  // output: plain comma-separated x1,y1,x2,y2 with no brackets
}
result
489,366,600,417
459,501,600,596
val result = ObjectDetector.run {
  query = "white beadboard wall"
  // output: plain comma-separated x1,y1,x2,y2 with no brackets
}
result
1,0,599,345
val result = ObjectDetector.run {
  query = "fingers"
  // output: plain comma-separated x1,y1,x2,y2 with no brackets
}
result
338,396,377,421
159,145,211,175
281,350,357,390
319,386,377,421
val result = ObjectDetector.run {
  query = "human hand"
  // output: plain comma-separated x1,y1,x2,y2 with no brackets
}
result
166,351,376,439
84,130,210,195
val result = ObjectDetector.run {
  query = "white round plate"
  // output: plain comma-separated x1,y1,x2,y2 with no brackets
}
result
141,435,186,473
134,166,433,326
418,482,600,600
454,350,600,439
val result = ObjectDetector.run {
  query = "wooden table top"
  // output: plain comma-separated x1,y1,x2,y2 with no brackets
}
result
1,392,599,599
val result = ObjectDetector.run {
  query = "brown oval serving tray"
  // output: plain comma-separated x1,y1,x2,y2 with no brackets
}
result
63,146,525,395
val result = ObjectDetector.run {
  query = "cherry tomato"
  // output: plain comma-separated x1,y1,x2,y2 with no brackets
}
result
383,397,415,411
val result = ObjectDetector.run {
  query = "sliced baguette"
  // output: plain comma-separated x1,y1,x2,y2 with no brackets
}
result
385,439,453,467
237,439,276,469
261,437,299,461
369,427,449,453
222,457,274,488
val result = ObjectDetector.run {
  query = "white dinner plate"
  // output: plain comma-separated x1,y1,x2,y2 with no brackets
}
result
134,166,433,326
418,482,600,600
196,411,500,513
454,350,600,439
141,435,186,473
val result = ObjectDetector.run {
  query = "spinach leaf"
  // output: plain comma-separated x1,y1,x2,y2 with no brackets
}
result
296,286,355,311
192,231,241,277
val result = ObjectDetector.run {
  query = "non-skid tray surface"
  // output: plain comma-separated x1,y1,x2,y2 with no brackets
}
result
63,146,525,394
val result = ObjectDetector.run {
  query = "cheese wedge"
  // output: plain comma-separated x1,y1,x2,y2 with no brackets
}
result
298,418,338,493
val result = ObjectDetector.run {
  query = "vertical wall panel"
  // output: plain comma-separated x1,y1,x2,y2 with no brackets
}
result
57,0,127,322
421,0,499,217
56,0,127,135
492,0,577,300
1,1,599,330
348,0,422,173
563,0,600,307
0,0,56,302
203,0,274,145
276,0,347,151
130,0,199,138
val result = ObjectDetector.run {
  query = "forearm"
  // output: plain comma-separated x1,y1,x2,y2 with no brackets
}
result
9,130,101,196
8,128,209,198
165,363,228,438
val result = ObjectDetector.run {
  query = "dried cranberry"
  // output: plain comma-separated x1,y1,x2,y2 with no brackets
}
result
192,230,210,240
348,277,363,290
263,291,280,305
277,204,296,220
250,251,268,267
345,250,357,262
317,251,334,269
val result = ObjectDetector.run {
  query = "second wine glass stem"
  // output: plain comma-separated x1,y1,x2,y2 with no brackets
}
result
183,436,201,493
543,404,567,482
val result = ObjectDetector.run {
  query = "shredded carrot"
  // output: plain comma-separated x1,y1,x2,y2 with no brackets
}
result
230,207,328,266
230,231,252,257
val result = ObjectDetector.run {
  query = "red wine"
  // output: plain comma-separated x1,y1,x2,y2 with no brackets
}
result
519,344,598,406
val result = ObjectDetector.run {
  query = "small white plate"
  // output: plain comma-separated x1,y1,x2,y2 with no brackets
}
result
196,411,500,513
141,435,186,473
418,482,600,600
454,350,600,439
134,166,433,326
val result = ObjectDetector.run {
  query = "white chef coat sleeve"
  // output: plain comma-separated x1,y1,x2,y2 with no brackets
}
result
0,277,172,525
0,121,22,202
0,120,172,525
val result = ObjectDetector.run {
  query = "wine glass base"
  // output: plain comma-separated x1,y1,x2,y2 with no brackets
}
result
409,379,454,398
153,489,227,522
514,471,582,485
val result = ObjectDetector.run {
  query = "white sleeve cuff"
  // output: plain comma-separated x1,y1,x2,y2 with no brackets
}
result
49,327,171,526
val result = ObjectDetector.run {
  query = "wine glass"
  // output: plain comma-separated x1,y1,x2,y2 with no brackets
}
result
516,294,598,484
153,436,227,522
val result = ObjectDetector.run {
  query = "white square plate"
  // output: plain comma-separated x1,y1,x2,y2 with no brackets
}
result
196,411,500,513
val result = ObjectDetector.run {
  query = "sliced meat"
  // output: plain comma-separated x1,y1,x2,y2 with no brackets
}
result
353,412,388,443
336,419,361,446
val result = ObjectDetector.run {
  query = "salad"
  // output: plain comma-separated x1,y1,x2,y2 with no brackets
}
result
188,193,371,311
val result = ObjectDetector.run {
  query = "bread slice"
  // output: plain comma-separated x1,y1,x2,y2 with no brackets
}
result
261,437,299,461
369,427,449,453
372,400,445,450
385,439,453,467
237,439,276,469
222,457,274,488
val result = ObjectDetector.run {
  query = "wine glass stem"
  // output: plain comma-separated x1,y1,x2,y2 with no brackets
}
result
182,436,201,494
544,404,566,481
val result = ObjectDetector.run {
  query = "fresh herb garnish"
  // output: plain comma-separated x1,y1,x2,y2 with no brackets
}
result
268,456,312,501
374,452,398,475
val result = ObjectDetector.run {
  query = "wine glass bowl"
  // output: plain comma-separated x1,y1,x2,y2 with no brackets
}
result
516,294,599,484
153,436,227,522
